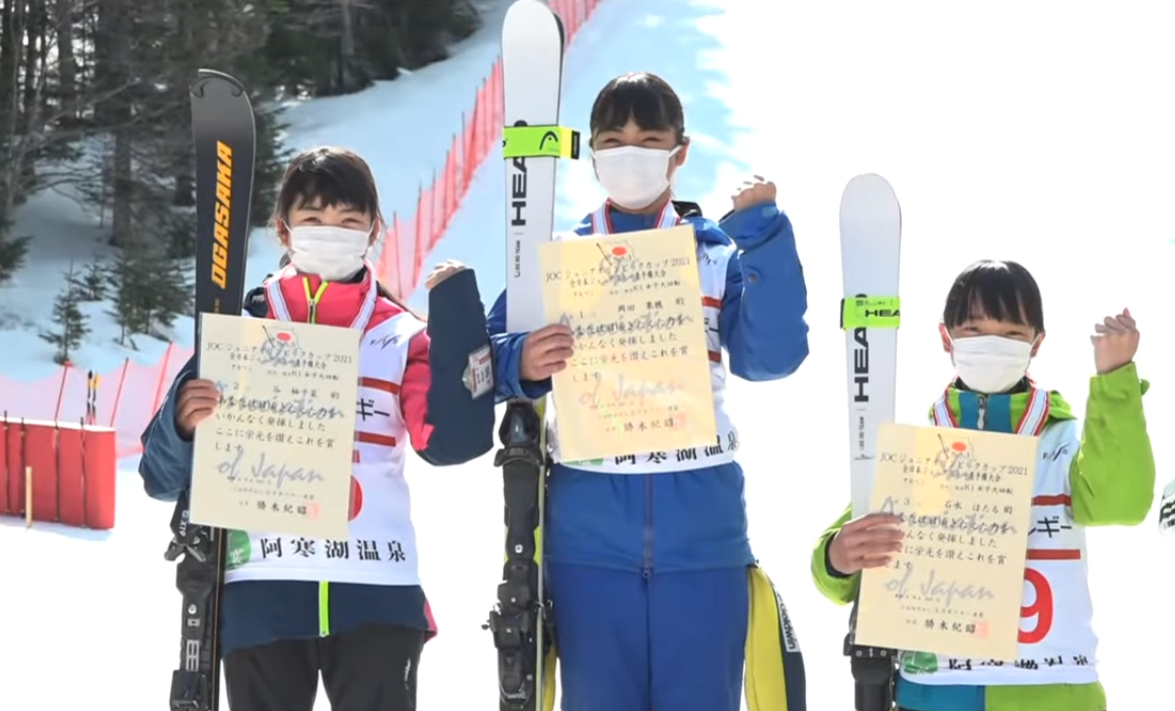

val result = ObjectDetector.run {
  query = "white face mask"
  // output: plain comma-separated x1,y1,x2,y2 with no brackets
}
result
286,225,371,281
949,334,1035,394
593,145,680,210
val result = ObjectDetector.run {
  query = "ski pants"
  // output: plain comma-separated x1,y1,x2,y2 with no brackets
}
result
222,623,425,711
547,562,748,711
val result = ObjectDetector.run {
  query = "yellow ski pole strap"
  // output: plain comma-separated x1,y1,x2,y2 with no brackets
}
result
840,296,901,329
502,124,581,159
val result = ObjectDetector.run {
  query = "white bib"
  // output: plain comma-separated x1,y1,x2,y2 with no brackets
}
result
898,389,1098,686
224,275,427,588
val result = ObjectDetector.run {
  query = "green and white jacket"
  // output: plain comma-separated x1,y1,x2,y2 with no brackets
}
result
811,364,1154,711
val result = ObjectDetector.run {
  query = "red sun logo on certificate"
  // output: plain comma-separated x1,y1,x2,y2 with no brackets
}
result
349,476,363,520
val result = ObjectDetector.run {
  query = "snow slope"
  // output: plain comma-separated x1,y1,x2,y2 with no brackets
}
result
0,0,516,384
4,1,1175,710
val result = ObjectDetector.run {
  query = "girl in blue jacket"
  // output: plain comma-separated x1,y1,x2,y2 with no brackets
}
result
488,72,810,711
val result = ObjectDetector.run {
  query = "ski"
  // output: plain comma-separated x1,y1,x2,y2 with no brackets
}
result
839,174,902,711
487,2,578,710
1159,482,1175,534
165,69,256,711
85,370,98,425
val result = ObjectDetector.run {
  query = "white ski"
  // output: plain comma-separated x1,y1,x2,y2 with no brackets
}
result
840,174,902,518
490,3,579,710
840,174,902,710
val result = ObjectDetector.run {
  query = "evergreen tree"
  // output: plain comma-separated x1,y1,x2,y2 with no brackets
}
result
40,263,90,364
143,247,192,338
106,234,191,346
106,244,151,349
0,231,31,288
71,257,108,301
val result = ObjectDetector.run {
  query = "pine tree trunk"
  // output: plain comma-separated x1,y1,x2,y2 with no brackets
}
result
18,0,47,187
338,0,359,92
0,1,24,223
94,0,132,246
21,0,43,132
55,0,76,121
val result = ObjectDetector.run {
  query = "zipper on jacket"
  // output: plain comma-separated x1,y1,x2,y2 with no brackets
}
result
976,394,987,430
302,279,329,324
642,475,653,578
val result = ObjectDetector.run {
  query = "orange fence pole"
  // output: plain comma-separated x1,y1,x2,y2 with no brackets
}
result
53,364,70,420
107,358,130,429
150,343,175,412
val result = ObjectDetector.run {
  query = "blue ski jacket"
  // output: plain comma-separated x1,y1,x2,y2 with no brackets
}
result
138,267,494,657
489,200,809,572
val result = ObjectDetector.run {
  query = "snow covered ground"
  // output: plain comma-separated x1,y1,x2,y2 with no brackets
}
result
3,0,1175,709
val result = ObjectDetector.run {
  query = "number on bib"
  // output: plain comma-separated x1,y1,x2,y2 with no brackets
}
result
1019,568,1053,644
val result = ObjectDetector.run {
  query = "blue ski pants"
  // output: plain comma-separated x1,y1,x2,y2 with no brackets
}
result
547,563,748,711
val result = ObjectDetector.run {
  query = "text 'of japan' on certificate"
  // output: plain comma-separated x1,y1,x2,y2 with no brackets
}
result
190,312,360,540
854,423,1038,662
538,224,717,463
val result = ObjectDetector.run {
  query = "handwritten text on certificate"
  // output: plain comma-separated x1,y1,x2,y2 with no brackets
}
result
538,225,717,462
191,313,360,539
854,423,1037,661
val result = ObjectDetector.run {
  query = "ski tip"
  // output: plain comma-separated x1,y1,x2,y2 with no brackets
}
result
844,173,893,191
191,69,247,98
504,0,559,29
839,172,902,230
841,173,898,204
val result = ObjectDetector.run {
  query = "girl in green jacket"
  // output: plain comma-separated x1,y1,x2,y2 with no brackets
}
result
812,259,1154,711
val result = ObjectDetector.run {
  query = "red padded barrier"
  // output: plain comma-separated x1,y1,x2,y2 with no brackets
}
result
0,418,117,530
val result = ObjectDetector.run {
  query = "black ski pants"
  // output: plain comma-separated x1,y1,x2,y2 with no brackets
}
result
223,623,425,711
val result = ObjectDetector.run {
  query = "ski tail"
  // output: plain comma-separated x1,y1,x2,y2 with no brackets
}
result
167,68,256,711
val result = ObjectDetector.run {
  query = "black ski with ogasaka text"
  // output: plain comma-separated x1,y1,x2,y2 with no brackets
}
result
164,68,256,711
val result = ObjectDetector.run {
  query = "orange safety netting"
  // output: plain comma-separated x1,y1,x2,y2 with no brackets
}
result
0,0,601,460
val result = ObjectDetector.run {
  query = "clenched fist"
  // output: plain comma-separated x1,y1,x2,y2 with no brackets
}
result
425,259,468,290
1091,308,1139,375
731,175,776,212
828,513,904,576
175,378,221,440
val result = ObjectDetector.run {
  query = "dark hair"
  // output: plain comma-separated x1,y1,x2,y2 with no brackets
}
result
589,72,686,145
942,260,1044,333
274,146,418,315
275,146,383,225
